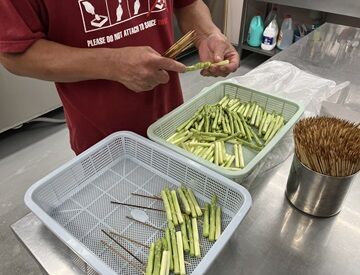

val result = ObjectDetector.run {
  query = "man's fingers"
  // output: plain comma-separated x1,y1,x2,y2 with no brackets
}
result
212,43,227,62
154,69,170,84
155,57,186,73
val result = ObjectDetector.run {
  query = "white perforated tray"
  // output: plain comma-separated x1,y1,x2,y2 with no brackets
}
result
25,132,251,275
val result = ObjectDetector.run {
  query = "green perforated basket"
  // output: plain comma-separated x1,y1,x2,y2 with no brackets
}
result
147,81,304,182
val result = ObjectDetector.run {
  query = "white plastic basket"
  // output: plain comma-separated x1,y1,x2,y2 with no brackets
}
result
25,132,251,275
148,81,304,182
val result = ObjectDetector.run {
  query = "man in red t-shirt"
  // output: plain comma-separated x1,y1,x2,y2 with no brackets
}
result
0,0,239,154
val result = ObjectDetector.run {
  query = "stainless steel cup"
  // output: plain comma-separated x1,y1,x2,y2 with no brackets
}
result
286,154,357,217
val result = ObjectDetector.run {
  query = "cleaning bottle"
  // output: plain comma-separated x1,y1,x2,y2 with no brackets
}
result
261,17,279,51
247,15,264,47
264,6,278,27
277,15,294,50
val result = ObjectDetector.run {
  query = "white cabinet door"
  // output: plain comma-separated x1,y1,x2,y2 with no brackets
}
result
0,65,61,133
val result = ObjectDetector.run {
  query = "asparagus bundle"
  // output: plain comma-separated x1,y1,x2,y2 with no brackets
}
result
166,96,285,170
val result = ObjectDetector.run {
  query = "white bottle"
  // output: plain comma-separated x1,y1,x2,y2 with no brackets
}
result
277,15,294,50
261,18,278,51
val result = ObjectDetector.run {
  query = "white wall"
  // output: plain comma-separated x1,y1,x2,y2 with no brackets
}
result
225,0,244,45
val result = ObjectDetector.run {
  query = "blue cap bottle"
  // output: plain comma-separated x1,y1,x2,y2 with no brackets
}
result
247,15,264,47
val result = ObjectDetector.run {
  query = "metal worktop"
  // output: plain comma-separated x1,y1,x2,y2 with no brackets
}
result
12,23,360,275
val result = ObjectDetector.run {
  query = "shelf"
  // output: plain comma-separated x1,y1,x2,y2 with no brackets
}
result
257,0,360,18
241,43,281,57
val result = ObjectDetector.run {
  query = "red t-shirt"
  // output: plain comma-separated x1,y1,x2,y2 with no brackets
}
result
0,0,195,154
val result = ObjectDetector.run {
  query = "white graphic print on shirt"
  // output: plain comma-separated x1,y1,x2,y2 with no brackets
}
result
78,0,167,33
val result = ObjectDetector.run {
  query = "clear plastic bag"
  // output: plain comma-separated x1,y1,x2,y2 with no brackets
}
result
231,61,349,189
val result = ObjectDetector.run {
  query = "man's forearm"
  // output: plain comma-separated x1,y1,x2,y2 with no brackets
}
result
0,39,113,83
175,0,221,41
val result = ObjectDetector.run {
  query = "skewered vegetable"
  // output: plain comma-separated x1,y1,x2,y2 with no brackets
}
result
169,221,180,274
145,242,155,275
203,203,210,238
192,218,201,258
215,206,222,240
180,215,190,253
177,188,191,215
185,60,230,72
153,239,162,275
185,214,195,257
209,195,217,242
176,231,186,275
171,190,184,224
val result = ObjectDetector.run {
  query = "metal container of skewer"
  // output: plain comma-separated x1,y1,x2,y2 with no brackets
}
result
286,117,360,218
286,154,357,217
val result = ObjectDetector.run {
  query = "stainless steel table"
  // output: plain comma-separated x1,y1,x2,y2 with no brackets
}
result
12,23,360,275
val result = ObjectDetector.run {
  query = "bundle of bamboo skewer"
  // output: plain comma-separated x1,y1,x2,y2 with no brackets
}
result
164,30,197,59
293,116,360,177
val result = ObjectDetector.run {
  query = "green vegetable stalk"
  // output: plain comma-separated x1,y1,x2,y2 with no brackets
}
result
203,203,210,237
180,214,190,253
165,228,174,271
177,188,191,215
215,206,222,240
187,188,203,217
160,250,169,275
176,231,186,275
209,195,217,242
185,61,210,72
183,187,197,218
185,215,195,257
171,190,184,224
169,221,180,274
161,190,172,223
145,242,155,275
192,218,201,258
153,239,162,275
165,188,179,226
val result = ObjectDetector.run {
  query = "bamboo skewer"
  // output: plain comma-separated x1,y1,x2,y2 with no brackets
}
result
101,240,145,274
110,201,166,212
131,192,162,200
101,230,144,265
126,216,165,232
109,231,150,249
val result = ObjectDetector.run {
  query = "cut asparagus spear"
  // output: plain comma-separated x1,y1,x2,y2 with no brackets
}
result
177,188,191,215
187,188,203,217
209,195,217,242
166,249,171,275
176,231,186,275
171,190,184,224
203,203,210,237
183,187,197,218
165,228,173,271
185,215,195,257
145,242,155,275
215,206,222,240
165,188,178,226
161,190,172,223
160,251,169,275
180,215,190,253
192,218,201,257
238,144,245,168
153,239,162,275
169,221,180,275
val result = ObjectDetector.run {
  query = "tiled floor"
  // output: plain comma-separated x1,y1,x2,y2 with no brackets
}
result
0,53,266,274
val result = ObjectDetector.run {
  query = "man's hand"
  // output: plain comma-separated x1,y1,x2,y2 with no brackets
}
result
197,33,239,77
108,46,186,92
